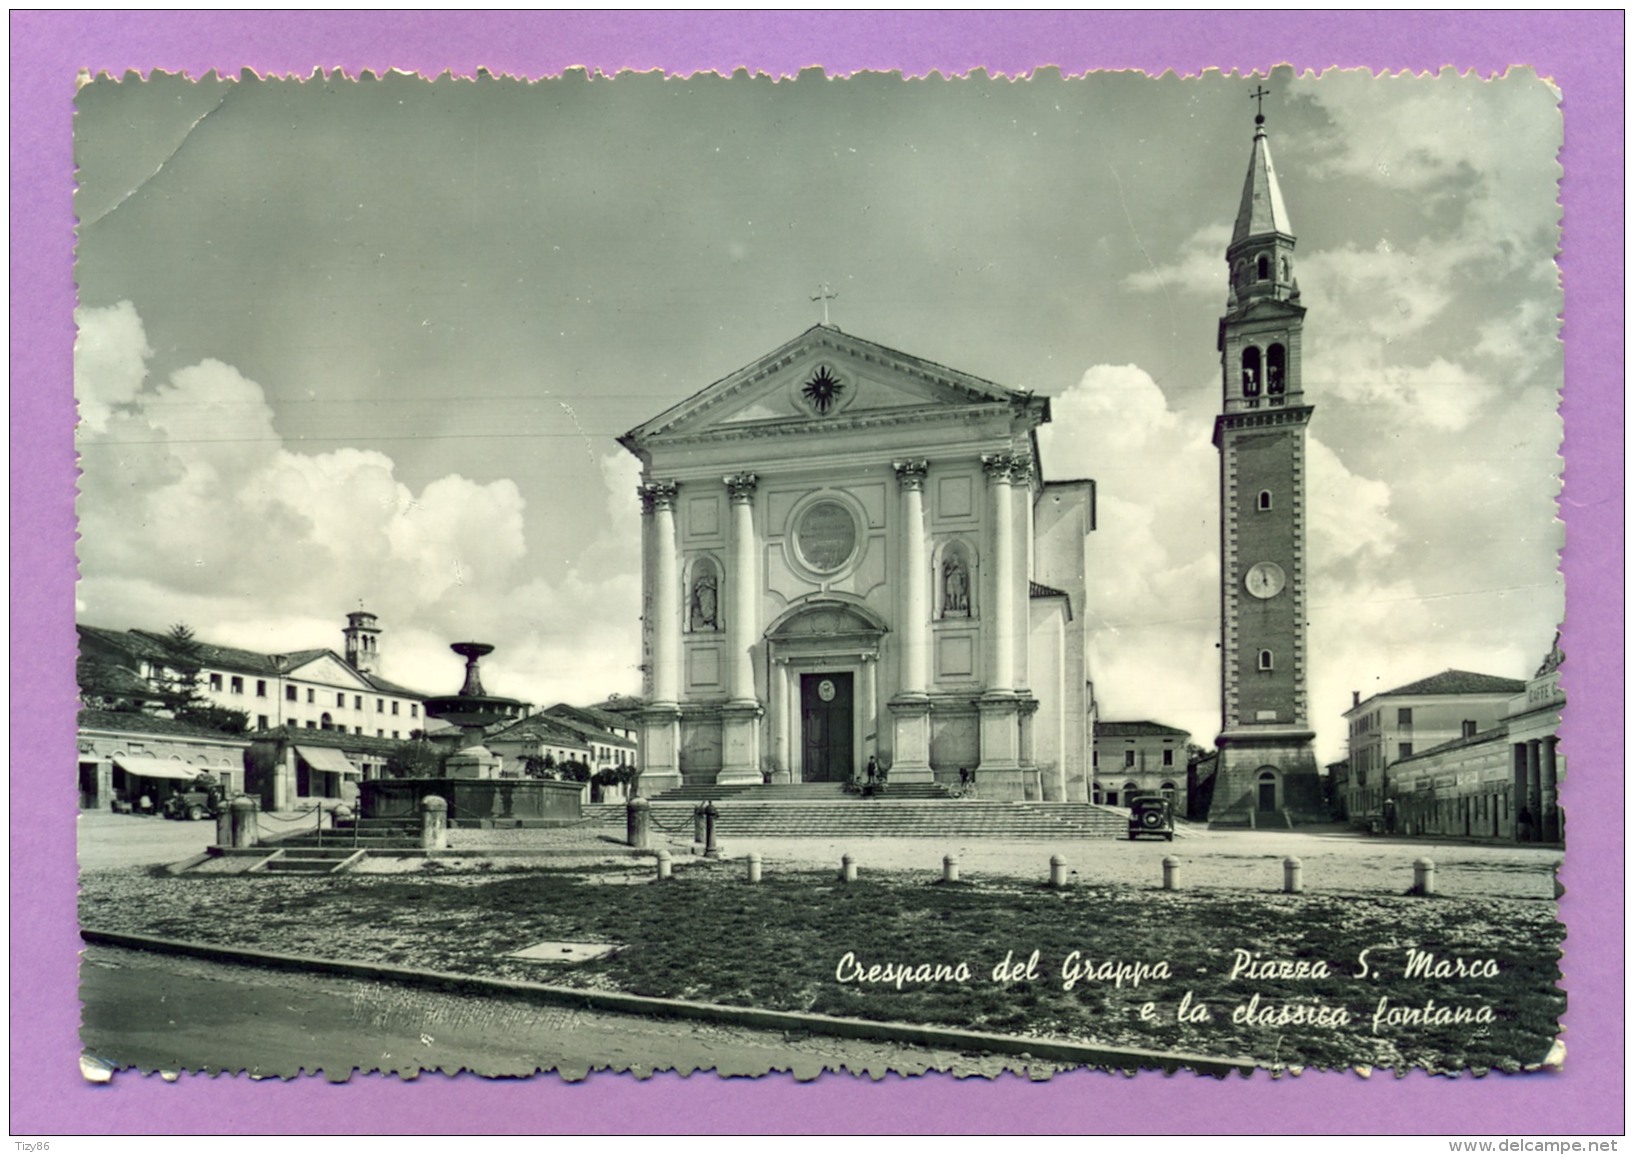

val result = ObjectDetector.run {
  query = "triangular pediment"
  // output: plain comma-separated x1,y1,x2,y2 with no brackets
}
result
622,326,1028,446
284,651,375,690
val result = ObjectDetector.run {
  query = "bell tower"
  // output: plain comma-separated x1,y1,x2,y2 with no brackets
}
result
344,608,382,675
1209,99,1324,823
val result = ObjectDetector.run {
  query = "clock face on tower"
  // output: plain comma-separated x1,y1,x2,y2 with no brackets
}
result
1244,561,1287,599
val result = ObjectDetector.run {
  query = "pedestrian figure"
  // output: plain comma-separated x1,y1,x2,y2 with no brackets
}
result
865,757,877,789
875,761,888,792
137,793,153,815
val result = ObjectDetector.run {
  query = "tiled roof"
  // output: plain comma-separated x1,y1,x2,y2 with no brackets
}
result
248,726,415,756
538,706,638,747
76,657,163,700
590,695,647,717
1373,669,1527,701
1094,720,1191,739
82,623,430,698
486,714,593,750
545,701,639,730
77,708,252,744
1394,724,1510,765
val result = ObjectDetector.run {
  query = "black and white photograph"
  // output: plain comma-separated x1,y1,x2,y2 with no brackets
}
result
73,65,1567,1082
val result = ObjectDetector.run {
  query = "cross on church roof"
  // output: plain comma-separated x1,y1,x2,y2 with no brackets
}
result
811,282,839,327
1250,84,1271,125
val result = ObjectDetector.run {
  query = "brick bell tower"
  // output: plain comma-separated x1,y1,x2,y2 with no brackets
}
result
1208,98,1324,824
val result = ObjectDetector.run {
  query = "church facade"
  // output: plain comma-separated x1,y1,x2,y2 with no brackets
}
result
620,328,1094,802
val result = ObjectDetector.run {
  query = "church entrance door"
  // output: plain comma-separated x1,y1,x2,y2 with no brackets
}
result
800,673,854,782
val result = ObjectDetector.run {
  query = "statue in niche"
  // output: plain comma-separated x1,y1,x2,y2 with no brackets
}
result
690,570,719,632
942,556,970,617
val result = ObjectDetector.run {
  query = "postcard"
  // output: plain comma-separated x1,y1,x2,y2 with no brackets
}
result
15,10,1625,1141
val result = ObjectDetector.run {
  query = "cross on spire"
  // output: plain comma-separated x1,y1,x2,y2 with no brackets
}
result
1250,84,1271,124
811,282,839,327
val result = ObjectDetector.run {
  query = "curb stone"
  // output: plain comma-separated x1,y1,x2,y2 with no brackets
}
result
80,927,1258,1076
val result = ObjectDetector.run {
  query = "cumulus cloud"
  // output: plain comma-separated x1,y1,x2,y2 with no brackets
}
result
73,298,151,434
1123,223,1232,299
1035,357,1534,763
74,300,643,707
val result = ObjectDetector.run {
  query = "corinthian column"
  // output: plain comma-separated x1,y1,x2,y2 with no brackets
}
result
982,453,1018,694
635,480,683,796
887,459,933,784
643,481,682,706
894,459,929,696
725,473,759,705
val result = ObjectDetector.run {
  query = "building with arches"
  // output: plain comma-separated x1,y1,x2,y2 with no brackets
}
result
1091,720,1190,808
620,327,1095,801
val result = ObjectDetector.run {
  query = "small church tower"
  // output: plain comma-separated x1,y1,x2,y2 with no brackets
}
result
1209,98,1324,822
344,609,382,675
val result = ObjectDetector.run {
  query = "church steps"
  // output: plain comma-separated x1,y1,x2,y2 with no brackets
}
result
584,799,1128,839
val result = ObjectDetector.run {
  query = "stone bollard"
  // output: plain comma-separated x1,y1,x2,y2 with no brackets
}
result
943,854,960,883
702,800,722,859
693,803,708,845
626,796,651,849
1283,855,1303,894
840,853,857,883
228,796,260,849
419,794,448,852
1162,855,1180,891
746,853,762,884
655,849,672,881
1413,857,1436,897
1049,854,1068,889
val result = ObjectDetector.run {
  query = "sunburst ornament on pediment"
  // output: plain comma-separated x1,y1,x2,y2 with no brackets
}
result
800,364,846,415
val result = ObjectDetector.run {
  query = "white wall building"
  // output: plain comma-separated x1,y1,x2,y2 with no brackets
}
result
620,326,1094,801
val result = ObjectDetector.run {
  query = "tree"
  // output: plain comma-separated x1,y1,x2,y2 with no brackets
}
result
386,738,445,779
155,623,204,716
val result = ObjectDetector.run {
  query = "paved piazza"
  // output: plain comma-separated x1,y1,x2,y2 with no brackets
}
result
79,810,1560,902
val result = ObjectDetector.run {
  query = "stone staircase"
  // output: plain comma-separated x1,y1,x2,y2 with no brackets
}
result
589,796,1129,839
270,817,423,851
249,846,367,876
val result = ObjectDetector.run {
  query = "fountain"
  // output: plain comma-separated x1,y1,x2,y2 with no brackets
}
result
359,640,582,828
422,642,528,739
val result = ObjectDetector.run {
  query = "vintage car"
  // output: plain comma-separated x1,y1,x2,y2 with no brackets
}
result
1126,793,1175,841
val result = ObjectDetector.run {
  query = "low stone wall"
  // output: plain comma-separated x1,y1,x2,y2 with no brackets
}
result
360,778,583,826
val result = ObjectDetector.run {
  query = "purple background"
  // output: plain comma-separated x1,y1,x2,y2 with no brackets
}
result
11,12,1624,1136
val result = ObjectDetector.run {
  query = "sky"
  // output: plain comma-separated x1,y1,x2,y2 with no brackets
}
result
72,66,1564,764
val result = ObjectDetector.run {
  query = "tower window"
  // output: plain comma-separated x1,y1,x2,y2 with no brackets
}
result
1256,254,1270,281
1257,490,1273,512
1241,346,1262,396
1258,650,1274,671
1267,344,1287,394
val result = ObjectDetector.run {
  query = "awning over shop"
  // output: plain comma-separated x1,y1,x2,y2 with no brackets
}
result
111,756,207,782
296,745,361,777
